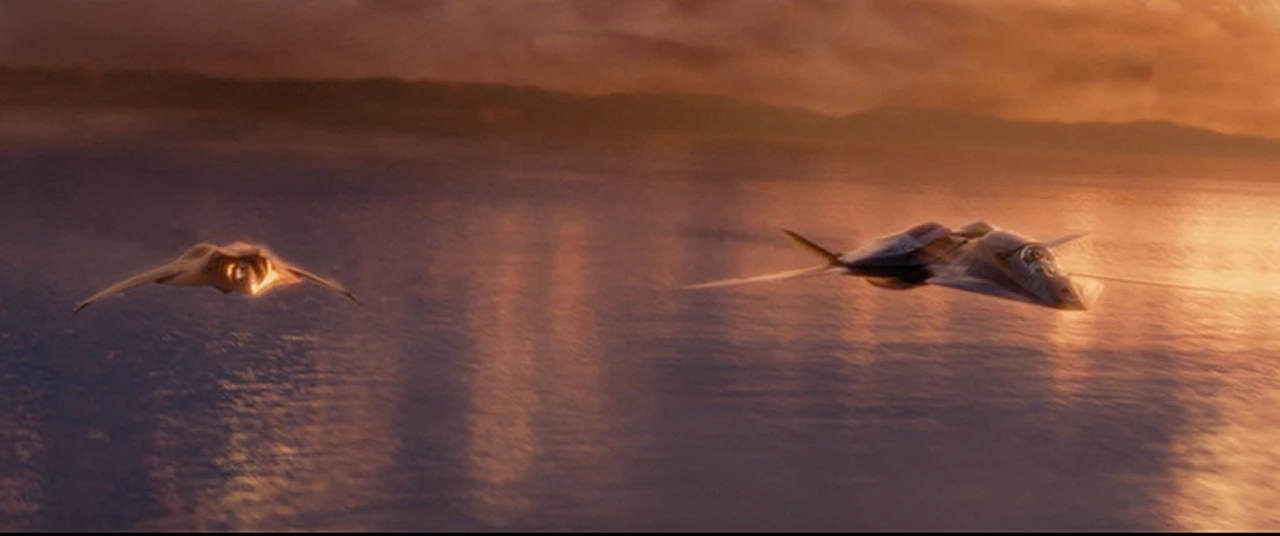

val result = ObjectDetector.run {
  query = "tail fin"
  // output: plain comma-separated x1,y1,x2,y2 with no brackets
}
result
782,229,842,266
681,229,850,290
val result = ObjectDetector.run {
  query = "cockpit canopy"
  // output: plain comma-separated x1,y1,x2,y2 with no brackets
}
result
1018,245,1065,276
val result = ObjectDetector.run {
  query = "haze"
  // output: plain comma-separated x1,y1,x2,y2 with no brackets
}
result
2,0,1279,137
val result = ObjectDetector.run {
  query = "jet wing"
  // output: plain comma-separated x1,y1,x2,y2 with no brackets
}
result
925,273,1045,307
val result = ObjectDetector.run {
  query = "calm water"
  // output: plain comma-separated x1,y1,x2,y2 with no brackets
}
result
4,109,1280,531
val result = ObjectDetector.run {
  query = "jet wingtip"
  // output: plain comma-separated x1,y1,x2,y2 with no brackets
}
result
679,280,724,290
1044,232,1090,249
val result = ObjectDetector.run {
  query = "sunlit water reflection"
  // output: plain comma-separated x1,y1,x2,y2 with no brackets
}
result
3,109,1280,530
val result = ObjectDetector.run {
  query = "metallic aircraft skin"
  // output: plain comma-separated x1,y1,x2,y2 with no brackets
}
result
685,221,1102,311
929,228,1097,310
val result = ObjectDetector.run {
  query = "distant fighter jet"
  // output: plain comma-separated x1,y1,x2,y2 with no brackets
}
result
682,220,1201,311
74,241,362,314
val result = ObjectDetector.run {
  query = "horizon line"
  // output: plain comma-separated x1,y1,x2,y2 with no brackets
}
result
3,62,1278,144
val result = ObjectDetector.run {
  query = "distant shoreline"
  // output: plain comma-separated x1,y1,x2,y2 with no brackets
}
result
3,64,1280,162
6,104,1277,188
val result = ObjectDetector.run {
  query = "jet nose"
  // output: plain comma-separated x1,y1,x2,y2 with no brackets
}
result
1057,296,1088,311
1051,278,1089,311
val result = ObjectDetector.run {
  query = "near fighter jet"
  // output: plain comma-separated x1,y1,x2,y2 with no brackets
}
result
683,221,1108,311
74,241,362,314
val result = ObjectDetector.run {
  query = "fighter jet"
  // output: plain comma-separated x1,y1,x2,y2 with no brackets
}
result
683,221,1105,311
74,241,362,314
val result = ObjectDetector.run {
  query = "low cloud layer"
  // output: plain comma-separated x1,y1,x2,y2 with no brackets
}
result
3,0,1279,136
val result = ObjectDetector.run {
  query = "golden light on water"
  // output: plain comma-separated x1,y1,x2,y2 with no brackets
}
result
463,204,540,526
1044,186,1105,401
141,327,401,531
13,114,1280,533
540,204,623,515
728,178,828,412
1169,383,1280,532
820,177,890,369
1120,175,1280,531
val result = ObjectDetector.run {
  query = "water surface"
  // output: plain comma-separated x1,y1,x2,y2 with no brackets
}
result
3,109,1280,531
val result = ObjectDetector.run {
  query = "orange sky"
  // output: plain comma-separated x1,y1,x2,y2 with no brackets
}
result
3,0,1280,137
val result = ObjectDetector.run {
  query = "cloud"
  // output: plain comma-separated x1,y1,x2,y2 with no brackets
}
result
2,0,1279,136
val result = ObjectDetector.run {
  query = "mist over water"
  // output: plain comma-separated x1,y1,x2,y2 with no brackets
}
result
4,109,1280,531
